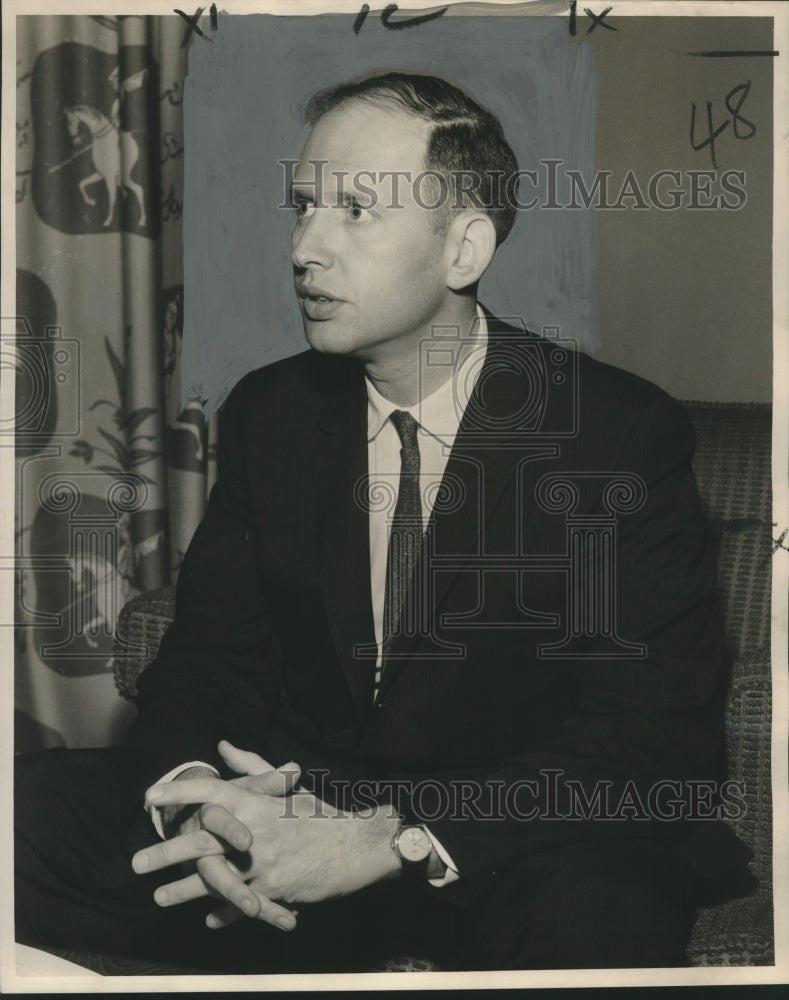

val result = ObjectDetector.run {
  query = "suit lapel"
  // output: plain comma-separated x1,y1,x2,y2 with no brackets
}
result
309,319,565,707
378,320,560,691
313,368,377,725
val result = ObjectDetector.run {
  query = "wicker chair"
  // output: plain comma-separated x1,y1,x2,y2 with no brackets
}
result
111,401,774,969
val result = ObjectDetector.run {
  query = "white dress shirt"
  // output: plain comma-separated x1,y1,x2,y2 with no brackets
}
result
151,307,490,890
365,306,489,885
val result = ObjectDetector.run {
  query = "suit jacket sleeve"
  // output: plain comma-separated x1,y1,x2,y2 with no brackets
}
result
397,393,732,894
118,373,283,846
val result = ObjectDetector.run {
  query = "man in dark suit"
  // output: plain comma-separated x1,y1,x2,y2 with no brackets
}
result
15,72,750,973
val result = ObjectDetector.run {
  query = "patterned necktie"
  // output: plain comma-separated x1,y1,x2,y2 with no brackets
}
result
375,410,422,701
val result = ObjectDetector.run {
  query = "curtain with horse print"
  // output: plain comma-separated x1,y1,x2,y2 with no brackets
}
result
14,14,218,752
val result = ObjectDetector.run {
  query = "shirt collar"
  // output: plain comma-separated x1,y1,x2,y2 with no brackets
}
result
366,306,489,446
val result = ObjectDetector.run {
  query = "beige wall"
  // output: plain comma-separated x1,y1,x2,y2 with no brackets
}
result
589,16,773,402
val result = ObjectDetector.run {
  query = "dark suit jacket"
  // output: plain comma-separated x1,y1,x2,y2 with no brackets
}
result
120,315,746,899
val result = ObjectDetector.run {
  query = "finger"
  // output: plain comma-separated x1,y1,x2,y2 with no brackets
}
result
204,858,267,930
154,870,210,907
198,802,252,852
234,762,301,797
206,902,244,930
154,856,262,919
154,861,260,919
132,828,225,874
207,892,298,932
144,776,242,811
217,740,274,776
251,895,299,931
207,900,300,930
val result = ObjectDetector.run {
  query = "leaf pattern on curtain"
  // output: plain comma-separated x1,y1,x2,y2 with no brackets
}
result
14,14,218,752
72,336,162,484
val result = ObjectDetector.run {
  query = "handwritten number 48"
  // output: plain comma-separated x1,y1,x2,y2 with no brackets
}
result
690,81,756,169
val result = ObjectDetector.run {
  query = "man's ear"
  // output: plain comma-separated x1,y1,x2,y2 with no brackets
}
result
445,213,497,291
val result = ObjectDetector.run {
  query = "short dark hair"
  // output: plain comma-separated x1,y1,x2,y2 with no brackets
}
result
304,72,519,247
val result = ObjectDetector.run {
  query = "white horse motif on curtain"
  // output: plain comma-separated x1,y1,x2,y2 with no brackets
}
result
63,104,147,228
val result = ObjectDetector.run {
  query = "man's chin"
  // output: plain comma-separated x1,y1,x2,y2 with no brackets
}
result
303,321,358,357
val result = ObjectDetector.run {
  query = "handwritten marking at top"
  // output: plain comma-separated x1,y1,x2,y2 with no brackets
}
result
353,3,448,35
569,2,618,37
690,80,756,169
583,6,616,34
353,4,370,34
380,3,449,30
687,50,779,58
174,7,212,47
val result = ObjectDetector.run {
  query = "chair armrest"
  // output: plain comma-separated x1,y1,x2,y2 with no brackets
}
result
687,891,774,966
111,586,176,701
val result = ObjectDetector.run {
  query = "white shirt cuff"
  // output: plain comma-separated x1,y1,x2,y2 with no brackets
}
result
146,760,219,839
424,829,459,887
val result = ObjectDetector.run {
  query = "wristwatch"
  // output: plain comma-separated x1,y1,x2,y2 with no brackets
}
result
392,823,433,877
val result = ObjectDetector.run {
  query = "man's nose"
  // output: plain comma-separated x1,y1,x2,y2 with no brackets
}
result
291,209,334,270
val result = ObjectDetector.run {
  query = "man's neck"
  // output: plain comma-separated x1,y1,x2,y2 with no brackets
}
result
364,298,480,407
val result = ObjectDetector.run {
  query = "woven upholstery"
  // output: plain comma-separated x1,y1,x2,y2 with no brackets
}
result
110,401,774,969
684,402,772,664
112,587,176,701
681,403,773,966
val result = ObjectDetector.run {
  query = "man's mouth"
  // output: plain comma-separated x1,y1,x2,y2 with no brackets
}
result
298,288,344,320
298,286,338,303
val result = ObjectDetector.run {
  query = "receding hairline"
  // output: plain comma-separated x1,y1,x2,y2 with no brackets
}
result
305,89,445,132
302,96,440,173
302,74,520,247
304,72,491,126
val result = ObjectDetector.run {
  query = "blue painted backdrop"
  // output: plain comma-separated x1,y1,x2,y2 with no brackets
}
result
183,13,598,414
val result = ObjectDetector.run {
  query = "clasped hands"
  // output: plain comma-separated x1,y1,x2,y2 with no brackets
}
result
131,740,402,932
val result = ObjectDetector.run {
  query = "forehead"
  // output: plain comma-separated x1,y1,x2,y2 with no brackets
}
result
295,100,432,180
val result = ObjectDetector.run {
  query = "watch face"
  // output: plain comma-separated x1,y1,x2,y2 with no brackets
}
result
398,825,431,863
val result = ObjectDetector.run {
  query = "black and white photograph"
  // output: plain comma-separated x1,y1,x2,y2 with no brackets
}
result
1,0,787,990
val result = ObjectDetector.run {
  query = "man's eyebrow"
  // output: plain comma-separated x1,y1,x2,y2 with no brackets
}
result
289,183,315,203
289,183,369,208
335,190,363,207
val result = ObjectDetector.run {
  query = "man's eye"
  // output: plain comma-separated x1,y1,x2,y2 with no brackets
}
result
347,200,369,220
293,199,313,217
